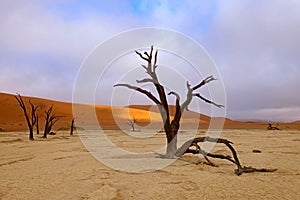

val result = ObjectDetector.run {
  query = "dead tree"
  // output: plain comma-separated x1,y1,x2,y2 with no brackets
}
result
267,123,280,130
115,46,223,157
70,118,75,136
128,118,136,131
15,94,38,140
43,106,61,138
115,46,277,175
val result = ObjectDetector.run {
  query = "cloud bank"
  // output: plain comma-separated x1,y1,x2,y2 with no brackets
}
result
0,0,299,122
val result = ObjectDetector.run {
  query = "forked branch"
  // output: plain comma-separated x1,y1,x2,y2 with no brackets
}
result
168,75,222,124
29,100,39,126
135,46,159,81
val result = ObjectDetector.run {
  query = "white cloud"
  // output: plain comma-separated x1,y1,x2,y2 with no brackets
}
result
201,0,300,121
0,0,299,122
0,0,139,100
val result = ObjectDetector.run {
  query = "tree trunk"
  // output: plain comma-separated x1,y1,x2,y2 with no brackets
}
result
29,127,34,140
36,115,39,134
43,120,49,138
158,104,175,156
165,120,180,157
166,131,177,157
70,119,74,136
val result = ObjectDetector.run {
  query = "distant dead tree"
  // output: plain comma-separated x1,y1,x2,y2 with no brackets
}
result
43,105,62,138
15,94,38,140
70,118,75,136
128,117,136,131
114,46,277,175
267,123,280,130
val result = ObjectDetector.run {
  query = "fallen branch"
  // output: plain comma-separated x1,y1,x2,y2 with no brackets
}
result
175,136,276,175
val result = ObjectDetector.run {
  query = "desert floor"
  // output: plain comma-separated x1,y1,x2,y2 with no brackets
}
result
0,129,299,200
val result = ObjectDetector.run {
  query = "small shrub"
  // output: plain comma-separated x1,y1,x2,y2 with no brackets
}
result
57,125,84,131
57,125,70,131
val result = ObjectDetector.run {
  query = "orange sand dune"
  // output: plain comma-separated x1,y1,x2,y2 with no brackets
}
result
0,93,299,131
0,93,73,131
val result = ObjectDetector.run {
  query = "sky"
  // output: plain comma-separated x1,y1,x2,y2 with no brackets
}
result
0,0,300,122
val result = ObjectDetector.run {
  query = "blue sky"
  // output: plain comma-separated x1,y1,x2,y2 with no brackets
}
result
1,0,300,122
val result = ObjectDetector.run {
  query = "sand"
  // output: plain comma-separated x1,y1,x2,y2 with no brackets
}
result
1,92,299,199
0,129,299,200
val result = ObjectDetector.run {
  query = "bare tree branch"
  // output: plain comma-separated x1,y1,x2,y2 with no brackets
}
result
168,91,182,126
175,136,243,175
141,65,148,72
149,45,153,59
49,115,62,128
192,75,217,91
135,50,149,62
194,94,224,108
136,46,160,83
181,82,194,111
170,76,222,121
144,51,150,58
154,50,158,70
136,78,157,84
168,91,180,102
29,100,38,126
114,83,161,105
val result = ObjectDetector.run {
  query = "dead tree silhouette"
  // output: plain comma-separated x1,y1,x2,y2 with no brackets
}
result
15,94,38,140
267,123,280,130
128,117,137,131
43,105,62,138
114,46,277,175
70,118,75,136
